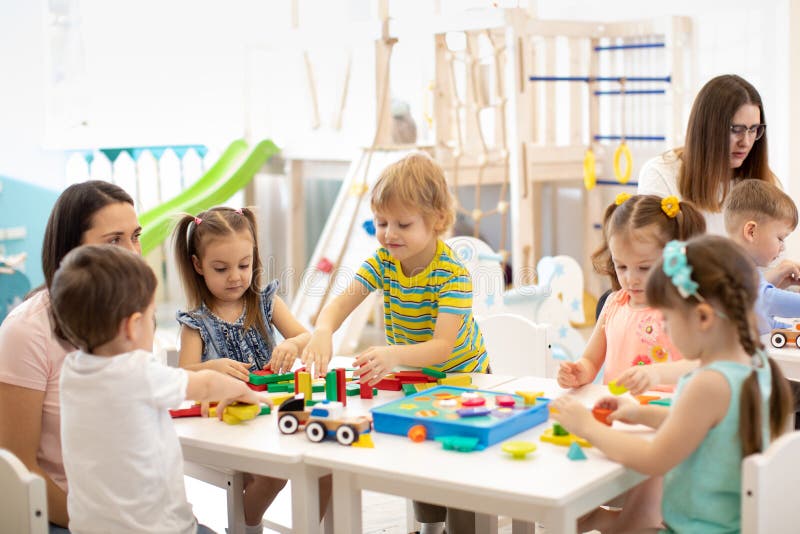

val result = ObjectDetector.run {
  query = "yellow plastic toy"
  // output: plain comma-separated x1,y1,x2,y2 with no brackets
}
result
613,142,633,184
209,403,260,425
608,380,628,396
583,148,596,190
540,427,591,448
501,441,537,459
352,433,375,448
515,391,544,406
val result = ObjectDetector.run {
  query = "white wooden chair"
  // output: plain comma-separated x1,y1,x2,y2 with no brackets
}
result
0,449,48,534
476,313,549,377
742,430,800,533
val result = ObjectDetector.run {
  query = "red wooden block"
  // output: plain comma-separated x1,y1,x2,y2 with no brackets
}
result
336,367,347,406
374,377,402,391
247,382,267,392
252,369,274,376
360,381,374,399
169,405,202,418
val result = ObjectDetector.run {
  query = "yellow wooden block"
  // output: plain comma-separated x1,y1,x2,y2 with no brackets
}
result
540,427,591,448
208,403,260,425
268,393,295,406
608,380,628,396
297,371,312,400
437,374,472,387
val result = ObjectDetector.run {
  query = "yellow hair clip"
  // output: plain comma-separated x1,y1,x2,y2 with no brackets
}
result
615,193,632,206
661,196,680,218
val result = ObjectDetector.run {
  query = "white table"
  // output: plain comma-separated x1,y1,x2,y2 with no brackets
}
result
765,345,800,381
303,376,650,534
176,366,516,534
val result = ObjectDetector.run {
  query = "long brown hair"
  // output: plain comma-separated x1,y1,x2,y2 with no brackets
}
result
677,74,776,212
41,180,135,292
591,195,706,290
172,206,267,338
646,235,793,456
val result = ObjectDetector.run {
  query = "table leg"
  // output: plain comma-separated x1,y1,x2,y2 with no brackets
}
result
475,512,498,533
332,471,361,533
291,465,323,534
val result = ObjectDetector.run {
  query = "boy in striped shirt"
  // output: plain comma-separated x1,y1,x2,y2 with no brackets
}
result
302,152,489,533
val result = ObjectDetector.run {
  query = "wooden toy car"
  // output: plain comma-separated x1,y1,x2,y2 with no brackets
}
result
770,325,800,349
277,395,371,446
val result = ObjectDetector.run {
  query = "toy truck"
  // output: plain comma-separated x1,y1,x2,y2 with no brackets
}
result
770,325,800,349
276,395,371,445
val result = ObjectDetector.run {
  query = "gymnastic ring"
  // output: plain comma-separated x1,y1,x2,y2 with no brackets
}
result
613,142,632,184
583,149,596,190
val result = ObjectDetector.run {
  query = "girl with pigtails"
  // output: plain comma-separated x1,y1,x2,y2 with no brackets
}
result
172,206,328,533
553,235,793,533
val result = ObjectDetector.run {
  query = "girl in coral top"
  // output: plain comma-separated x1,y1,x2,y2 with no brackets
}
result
556,193,707,532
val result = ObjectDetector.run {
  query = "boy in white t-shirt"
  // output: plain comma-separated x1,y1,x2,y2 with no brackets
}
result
50,245,269,534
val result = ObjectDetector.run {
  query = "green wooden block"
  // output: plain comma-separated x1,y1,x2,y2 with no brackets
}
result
249,372,295,386
268,383,292,392
312,384,325,392
258,405,271,416
306,399,321,407
422,367,447,379
325,370,338,401
649,398,672,407
402,383,418,396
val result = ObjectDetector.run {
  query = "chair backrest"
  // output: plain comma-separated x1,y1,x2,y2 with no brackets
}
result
742,431,800,533
476,313,549,377
0,449,48,534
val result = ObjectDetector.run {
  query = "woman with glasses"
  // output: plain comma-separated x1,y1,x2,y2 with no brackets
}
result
638,74,774,235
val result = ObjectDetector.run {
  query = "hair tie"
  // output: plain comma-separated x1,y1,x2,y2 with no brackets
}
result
662,240,728,319
662,241,698,299
194,216,203,225
615,192,631,206
661,196,680,218
234,208,243,215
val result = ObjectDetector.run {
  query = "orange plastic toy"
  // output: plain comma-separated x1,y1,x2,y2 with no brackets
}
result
408,424,427,443
592,407,612,426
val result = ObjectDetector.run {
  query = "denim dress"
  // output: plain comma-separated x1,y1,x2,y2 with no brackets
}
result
176,280,279,371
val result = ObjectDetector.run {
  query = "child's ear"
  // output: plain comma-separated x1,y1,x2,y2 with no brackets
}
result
191,254,203,275
695,302,716,330
121,312,144,341
742,220,758,243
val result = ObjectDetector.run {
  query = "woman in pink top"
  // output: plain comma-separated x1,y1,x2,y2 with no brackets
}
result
556,193,706,533
0,181,141,530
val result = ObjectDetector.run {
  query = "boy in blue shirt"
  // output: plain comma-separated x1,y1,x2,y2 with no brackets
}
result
724,179,800,334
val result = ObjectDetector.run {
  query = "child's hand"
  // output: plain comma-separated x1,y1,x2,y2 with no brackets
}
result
301,329,333,378
206,359,251,381
353,346,398,386
215,389,273,421
615,365,660,396
199,401,213,418
594,396,640,425
270,340,300,374
765,259,800,289
557,360,592,389
550,395,595,437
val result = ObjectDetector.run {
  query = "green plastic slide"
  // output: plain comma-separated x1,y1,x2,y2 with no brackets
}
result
139,139,279,255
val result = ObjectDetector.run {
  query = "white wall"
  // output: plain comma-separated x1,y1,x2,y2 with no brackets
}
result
0,0,67,188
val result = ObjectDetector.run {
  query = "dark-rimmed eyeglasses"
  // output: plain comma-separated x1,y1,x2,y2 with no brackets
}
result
730,124,766,141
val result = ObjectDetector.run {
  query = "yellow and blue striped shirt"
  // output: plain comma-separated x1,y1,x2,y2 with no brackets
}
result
355,239,488,373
